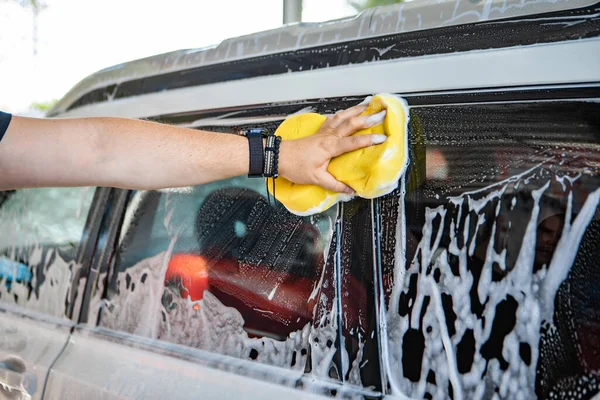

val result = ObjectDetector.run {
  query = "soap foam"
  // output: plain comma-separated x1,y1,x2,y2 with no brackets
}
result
384,166,600,399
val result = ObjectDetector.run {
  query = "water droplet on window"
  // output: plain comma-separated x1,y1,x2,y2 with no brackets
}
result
234,220,247,237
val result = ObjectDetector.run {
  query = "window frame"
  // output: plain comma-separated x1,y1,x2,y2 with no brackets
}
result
71,82,600,398
76,183,385,398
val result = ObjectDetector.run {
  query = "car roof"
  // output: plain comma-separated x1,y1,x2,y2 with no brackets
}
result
50,0,596,116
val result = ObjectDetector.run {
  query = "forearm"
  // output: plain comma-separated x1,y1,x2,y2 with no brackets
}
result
0,100,382,193
91,117,251,189
0,116,250,190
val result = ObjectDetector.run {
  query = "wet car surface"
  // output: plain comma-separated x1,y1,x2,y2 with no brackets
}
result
1,0,599,398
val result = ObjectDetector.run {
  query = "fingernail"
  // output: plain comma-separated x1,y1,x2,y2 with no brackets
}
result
358,96,373,106
365,110,386,127
344,187,355,195
372,134,387,145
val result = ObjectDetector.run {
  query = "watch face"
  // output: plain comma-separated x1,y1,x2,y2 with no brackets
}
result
244,128,270,137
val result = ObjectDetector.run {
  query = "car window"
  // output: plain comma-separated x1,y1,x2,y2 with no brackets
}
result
91,170,342,373
0,187,95,318
325,198,382,391
379,100,600,399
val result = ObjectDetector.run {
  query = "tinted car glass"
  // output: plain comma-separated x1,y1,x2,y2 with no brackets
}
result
0,187,95,317
379,99,600,399
338,198,384,390
92,174,342,372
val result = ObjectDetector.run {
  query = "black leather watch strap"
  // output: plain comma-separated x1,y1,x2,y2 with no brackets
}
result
247,129,264,177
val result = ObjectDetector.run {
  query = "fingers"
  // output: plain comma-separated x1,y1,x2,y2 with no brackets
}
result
317,172,355,195
328,103,369,129
330,133,387,157
358,96,373,106
335,110,386,138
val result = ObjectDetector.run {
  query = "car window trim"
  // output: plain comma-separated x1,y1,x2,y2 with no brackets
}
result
75,188,131,325
65,187,110,321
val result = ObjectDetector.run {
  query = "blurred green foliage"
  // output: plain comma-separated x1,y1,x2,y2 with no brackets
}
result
349,0,405,11
13,0,44,10
29,99,58,112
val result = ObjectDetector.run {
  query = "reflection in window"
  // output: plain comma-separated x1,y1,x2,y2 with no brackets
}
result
97,177,338,371
380,101,600,399
0,187,94,317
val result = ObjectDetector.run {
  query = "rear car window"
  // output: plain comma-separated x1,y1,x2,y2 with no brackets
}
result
0,187,95,318
379,99,600,399
93,175,341,372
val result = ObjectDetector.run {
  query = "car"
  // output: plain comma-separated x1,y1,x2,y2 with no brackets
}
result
1,0,599,398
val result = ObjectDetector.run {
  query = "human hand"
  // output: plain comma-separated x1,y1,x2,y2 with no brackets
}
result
278,101,387,194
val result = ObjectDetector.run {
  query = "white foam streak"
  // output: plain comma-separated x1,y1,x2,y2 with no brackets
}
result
429,277,464,400
540,187,600,322
512,182,550,289
382,175,407,396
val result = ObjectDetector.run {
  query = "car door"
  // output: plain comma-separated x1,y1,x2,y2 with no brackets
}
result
376,88,600,399
42,168,383,398
0,187,100,400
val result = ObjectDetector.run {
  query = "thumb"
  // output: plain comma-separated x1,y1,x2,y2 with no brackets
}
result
317,171,355,195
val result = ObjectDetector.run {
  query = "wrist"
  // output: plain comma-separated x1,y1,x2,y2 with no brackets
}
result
278,139,295,182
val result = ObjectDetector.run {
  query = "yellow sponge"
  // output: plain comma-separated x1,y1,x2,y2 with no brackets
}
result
269,93,409,216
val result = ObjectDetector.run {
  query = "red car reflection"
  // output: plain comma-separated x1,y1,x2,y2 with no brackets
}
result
165,252,368,339
165,253,317,338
